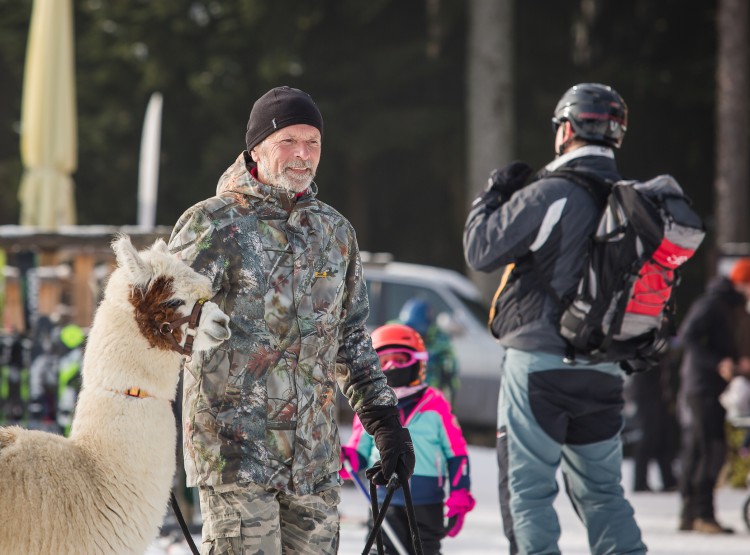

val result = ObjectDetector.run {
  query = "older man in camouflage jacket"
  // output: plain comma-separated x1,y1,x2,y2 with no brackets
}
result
169,86,414,554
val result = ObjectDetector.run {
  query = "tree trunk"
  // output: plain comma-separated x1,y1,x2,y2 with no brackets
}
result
716,0,749,251
465,0,515,303
717,0,750,359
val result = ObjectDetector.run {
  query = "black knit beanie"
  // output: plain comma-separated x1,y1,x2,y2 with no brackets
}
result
245,86,324,151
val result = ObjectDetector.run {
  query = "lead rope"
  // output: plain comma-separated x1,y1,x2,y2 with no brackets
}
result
170,491,200,555
166,299,205,555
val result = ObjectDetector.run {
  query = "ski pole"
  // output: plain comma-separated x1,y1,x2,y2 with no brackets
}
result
399,467,424,555
363,476,398,555
343,459,410,555
362,468,424,555
369,480,388,555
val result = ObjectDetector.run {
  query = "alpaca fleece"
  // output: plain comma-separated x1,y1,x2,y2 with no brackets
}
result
0,236,230,555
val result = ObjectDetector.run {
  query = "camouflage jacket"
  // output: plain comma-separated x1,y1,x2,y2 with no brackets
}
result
168,152,396,494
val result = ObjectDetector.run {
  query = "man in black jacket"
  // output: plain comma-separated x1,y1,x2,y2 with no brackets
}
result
677,257,750,534
463,83,646,554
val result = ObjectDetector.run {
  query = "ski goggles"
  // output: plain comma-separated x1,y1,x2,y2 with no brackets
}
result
377,348,428,370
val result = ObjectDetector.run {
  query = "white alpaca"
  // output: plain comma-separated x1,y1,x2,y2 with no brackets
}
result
0,235,231,555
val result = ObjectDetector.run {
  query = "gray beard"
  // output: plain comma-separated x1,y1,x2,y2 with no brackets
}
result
257,158,314,194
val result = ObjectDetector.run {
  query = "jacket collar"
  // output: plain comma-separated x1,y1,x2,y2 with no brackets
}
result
545,145,614,172
215,151,317,208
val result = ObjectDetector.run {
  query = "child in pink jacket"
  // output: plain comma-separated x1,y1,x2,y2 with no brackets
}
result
342,323,475,554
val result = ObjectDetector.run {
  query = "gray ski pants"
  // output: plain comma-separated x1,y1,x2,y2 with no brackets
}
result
496,348,646,555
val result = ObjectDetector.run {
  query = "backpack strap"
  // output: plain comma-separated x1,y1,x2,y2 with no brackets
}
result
533,168,614,364
529,168,613,307
546,168,612,209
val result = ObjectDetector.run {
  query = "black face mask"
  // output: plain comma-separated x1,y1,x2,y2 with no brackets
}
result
385,363,420,388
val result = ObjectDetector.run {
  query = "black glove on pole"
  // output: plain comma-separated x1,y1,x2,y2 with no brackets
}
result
358,406,416,486
474,160,534,211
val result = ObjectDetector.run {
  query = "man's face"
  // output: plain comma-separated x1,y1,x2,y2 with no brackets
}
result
251,124,322,193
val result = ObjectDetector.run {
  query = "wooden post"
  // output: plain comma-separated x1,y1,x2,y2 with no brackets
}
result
2,274,25,331
36,276,63,316
72,251,96,327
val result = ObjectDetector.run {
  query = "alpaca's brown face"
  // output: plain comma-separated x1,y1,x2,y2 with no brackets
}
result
129,275,185,350
115,235,230,354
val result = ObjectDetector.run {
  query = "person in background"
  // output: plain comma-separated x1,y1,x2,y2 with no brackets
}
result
398,298,459,404
169,86,414,554
677,257,750,534
342,323,475,555
629,351,679,492
463,83,645,554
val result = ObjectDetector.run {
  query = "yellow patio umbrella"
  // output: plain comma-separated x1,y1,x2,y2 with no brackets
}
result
18,0,77,229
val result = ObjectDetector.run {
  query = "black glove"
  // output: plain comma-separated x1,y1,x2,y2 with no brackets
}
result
620,336,668,374
358,406,416,486
475,160,534,211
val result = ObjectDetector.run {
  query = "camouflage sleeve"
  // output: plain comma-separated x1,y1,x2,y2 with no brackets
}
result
167,204,227,295
335,238,396,413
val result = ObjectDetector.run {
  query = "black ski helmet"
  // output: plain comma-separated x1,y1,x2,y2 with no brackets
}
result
552,83,628,148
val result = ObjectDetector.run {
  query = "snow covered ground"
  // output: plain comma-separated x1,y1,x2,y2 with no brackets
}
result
149,442,750,554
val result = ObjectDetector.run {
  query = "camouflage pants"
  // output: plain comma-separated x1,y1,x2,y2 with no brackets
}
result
198,482,340,554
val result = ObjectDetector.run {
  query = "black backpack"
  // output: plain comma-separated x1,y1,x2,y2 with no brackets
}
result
545,169,706,372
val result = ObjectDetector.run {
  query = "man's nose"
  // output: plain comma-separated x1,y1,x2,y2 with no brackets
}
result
294,143,311,159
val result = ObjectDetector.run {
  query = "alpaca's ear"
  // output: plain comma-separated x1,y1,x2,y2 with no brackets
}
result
152,239,170,255
113,234,152,286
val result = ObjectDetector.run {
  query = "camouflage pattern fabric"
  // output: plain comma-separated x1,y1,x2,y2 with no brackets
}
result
169,151,396,494
198,482,340,554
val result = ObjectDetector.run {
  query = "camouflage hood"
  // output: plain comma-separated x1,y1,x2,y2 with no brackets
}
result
215,151,318,207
